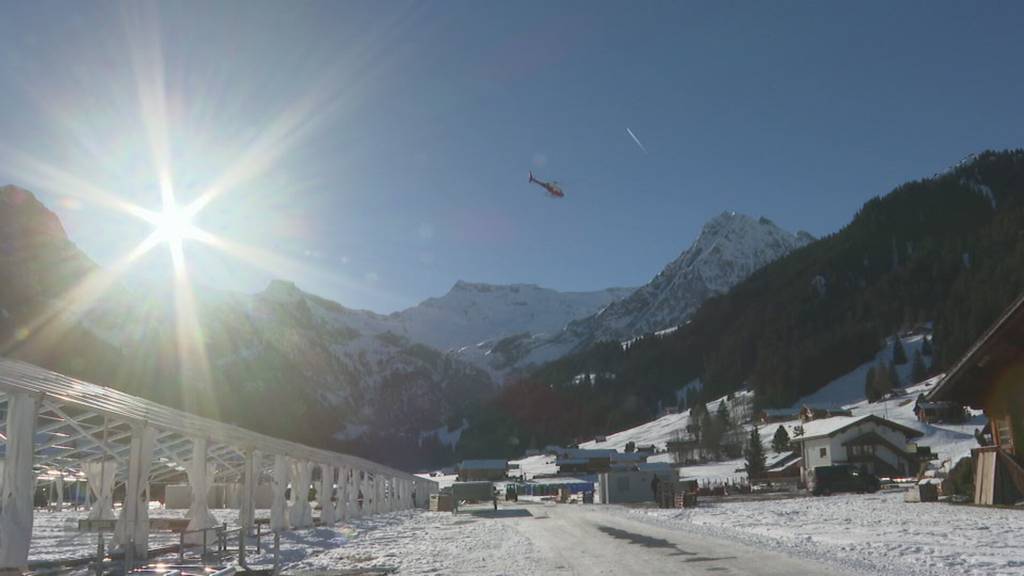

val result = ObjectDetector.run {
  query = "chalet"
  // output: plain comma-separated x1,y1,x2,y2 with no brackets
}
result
927,293,1024,505
794,414,925,481
555,449,616,474
913,395,967,424
666,436,705,464
755,408,800,425
799,404,854,423
457,459,508,482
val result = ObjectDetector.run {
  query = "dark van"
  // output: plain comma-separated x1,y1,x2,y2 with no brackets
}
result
809,465,880,496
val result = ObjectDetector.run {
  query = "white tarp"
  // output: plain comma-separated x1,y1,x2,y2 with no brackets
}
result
270,455,289,532
84,459,117,520
319,465,335,526
185,438,219,542
114,426,155,557
238,449,259,534
288,459,313,529
0,392,39,568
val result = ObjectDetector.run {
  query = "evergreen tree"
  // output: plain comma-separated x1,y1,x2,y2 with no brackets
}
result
744,426,767,479
921,336,933,357
700,411,721,458
887,361,902,390
771,425,791,453
892,337,908,365
625,441,636,453
865,366,879,402
910,350,928,384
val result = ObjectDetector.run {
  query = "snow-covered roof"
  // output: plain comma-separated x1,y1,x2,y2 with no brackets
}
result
637,462,673,472
795,414,923,442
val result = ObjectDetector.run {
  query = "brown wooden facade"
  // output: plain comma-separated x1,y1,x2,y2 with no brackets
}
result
928,293,1024,505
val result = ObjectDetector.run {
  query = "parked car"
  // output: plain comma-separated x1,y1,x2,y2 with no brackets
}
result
808,465,880,496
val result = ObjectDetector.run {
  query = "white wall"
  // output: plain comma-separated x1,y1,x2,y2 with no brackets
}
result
801,420,915,478
597,470,660,504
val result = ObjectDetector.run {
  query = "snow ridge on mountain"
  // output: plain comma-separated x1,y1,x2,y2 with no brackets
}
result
481,212,813,370
572,211,813,343
392,281,635,353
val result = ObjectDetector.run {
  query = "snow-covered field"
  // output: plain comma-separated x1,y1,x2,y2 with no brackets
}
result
623,491,1024,576
31,506,553,575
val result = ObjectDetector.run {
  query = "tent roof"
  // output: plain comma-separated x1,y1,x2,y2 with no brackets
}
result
0,359,430,486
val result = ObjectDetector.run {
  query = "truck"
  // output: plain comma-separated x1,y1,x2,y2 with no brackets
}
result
808,465,880,496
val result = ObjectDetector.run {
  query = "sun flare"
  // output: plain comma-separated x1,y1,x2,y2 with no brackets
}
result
152,201,196,245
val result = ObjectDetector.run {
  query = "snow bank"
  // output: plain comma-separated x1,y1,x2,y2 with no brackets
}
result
623,491,1024,576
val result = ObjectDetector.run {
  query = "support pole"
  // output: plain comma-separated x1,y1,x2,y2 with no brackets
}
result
319,465,335,526
0,392,39,569
270,455,289,532
334,466,347,522
239,449,259,535
114,425,156,563
185,437,219,543
288,459,313,529
55,473,65,512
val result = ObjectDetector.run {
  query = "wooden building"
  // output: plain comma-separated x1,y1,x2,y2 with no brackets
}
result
456,459,508,482
927,293,1024,505
799,404,854,423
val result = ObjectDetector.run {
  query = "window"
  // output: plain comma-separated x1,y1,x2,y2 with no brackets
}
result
819,447,827,458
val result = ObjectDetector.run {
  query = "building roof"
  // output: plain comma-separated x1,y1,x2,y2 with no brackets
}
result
458,459,508,470
759,408,799,417
927,292,1024,407
564,448,616,459
795,414,923,442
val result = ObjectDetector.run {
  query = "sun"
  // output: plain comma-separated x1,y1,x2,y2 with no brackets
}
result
152,201,196,245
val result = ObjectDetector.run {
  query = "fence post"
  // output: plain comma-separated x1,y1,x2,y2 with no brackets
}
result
256,523,262,553
179,531,185,564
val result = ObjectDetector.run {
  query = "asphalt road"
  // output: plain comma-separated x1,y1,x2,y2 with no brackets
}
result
470,502,853,576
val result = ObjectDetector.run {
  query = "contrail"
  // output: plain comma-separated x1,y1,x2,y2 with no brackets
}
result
626,127,648,154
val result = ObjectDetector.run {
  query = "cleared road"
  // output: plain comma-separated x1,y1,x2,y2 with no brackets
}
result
471,502,853,576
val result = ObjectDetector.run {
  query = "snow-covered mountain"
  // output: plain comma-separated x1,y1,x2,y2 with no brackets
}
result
572,211,813,344
392,281,635,352
471,212,814,371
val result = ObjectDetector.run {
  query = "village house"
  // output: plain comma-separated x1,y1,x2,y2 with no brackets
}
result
794,414,925,481
555,448,616,475
927,293,1024,505
456,459,508,482
913,395,967,424
799,404,854,423
755,408,800,425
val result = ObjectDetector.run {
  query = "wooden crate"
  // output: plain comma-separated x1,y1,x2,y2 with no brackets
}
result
429,494,454,512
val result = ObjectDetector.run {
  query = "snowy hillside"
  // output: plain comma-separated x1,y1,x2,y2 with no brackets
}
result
562,332,984,485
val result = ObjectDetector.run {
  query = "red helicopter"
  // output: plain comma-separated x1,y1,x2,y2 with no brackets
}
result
528,171,564,198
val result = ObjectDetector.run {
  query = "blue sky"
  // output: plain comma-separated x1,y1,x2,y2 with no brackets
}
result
1,1,1022,312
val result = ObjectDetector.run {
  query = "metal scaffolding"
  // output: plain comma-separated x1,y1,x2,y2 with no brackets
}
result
0,358,436,569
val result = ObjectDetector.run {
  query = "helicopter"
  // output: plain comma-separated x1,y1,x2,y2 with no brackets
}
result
528,171,564,198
